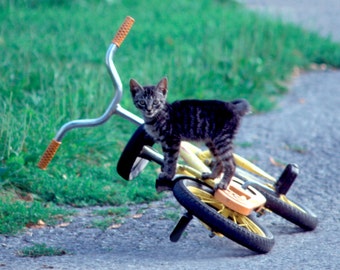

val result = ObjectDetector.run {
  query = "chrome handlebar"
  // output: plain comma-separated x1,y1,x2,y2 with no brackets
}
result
38,16,142,169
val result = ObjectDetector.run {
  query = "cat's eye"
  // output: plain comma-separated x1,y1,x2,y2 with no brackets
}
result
138,100,146,106
153,100,159,106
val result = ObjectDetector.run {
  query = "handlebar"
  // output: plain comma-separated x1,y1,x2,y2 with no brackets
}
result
37,139,61,170
112,16,135,47
38,16,139,170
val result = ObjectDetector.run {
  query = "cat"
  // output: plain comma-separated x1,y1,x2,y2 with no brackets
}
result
130,77,250,192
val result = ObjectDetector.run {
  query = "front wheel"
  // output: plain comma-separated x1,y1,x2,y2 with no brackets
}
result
117,125,155,181
172,178,274,254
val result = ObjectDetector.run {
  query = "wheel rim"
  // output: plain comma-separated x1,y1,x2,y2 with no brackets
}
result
280,195,307,213
188,186,266,237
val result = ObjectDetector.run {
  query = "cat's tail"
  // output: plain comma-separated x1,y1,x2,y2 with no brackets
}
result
231,99,251,116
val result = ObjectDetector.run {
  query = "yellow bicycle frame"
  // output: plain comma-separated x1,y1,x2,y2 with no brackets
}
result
176,141,266,216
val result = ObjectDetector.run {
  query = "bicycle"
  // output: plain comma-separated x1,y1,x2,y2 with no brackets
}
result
38,16,317,254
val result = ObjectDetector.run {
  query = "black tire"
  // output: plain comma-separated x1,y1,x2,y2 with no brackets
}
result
261,191,318,231
172,178,275,254
235,169,318,231
117,125,155,180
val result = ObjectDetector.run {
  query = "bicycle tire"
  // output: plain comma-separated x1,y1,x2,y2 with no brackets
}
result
172,178,274,253
235,169,318,231
117,125,155,180
261,191,318,231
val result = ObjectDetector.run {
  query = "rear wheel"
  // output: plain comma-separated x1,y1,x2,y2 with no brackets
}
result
235,168,318,231
173,178,274,253
261,191,318,231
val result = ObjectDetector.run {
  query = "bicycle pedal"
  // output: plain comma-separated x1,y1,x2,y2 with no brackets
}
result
170,212,193,242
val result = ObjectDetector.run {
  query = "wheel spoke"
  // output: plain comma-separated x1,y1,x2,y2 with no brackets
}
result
188,186,266,237
280,195,306,213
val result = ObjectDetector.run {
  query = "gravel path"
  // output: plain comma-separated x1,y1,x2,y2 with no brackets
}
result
1,1,340,269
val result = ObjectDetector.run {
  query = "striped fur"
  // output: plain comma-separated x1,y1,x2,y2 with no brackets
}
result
130,77,250,190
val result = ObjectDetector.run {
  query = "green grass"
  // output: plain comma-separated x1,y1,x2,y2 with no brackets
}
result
17,243,67,258
0,190,72,235
160,210,181,222
90,217,117,231
1,0,340,234
93,206,130,217
91,206,130,228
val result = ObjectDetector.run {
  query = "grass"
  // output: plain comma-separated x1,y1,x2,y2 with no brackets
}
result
17,243,67,258
91,206,130,229
91,217,117,231
93,206,130,217
0,190,71,235
160,210,181,222
1,0,340,234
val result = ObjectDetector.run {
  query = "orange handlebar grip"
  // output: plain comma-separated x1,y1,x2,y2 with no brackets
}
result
112,16,135,47
37,139,61,170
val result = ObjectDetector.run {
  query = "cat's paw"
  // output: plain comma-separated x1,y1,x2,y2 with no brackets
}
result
202,171,222,180
158,172,172,181
201,172,212,180
215,180,230,191
155,173,173,193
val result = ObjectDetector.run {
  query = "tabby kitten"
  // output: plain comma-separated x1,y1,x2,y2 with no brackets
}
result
130,77,250,192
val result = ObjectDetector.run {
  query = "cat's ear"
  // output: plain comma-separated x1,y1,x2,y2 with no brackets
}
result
130,79,143,97
156,77,168,96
